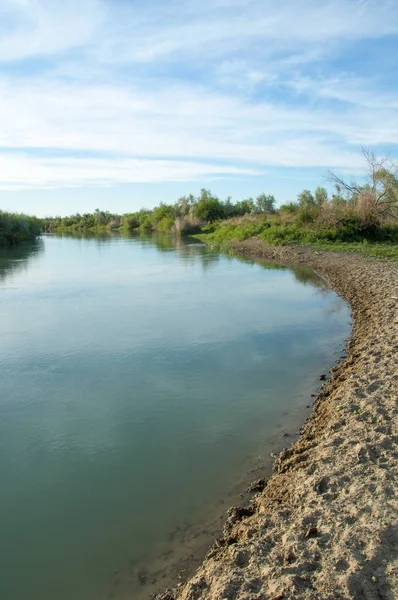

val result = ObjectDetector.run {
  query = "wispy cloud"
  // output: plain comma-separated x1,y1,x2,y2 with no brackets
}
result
0,0,397,192
0,153,263,190
0,0,104,62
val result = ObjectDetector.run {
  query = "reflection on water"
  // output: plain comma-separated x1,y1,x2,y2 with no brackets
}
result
50,230,331,285
132,233,222,272
0,240,44,284
0,233,350,600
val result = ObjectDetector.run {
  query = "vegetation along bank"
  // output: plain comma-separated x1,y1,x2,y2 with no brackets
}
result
0,211,41,246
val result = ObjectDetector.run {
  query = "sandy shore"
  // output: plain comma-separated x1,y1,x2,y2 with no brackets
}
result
157,241,398,600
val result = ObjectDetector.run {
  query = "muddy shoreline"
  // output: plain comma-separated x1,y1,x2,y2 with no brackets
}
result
157,241,398,600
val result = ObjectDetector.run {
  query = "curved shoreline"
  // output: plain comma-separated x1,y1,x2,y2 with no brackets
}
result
158,241,398,600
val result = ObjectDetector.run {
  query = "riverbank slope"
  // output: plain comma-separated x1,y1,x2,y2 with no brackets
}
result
160,241,398,600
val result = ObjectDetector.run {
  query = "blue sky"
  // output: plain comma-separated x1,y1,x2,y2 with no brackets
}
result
0,0,397,216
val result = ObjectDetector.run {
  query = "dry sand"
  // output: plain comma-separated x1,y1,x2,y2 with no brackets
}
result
157,241,398,600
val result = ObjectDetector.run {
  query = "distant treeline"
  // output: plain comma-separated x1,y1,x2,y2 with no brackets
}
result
41,190,277,235
0,211,41,246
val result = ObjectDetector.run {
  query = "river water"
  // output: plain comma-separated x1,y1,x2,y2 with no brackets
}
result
0,234,350,600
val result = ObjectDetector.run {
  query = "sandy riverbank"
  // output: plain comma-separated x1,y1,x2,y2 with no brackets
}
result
158,241,398,600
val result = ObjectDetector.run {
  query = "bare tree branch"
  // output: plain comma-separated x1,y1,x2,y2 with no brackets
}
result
327,147,398,221
326,171,361,195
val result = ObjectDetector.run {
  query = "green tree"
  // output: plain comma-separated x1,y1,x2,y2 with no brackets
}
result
255,193,276,214
297,189,315,208
222,196,235,218
279,202,298,213
0,211,41,246
195,189,224,221
314,187,328,206
152,203,175,223
174,194,195,218
234,198,255,216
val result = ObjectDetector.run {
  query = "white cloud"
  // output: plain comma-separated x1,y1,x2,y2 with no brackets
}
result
2,0,397,64
0,78,395,150
0,0,105,62
87,0,398,67
90,0,398,64
0,153,263,189
0,0,396,190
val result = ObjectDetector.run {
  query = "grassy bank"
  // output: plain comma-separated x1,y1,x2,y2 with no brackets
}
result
0,211,41,246
195,215,398,260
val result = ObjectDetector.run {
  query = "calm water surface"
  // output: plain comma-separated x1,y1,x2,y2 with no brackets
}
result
0,234,350,600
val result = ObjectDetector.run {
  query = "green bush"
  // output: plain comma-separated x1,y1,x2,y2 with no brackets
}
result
204,217,269,245
0,211,41,246
260,224,306,245
121,214,140,230
280,202,299,214
296,206,320,225
157,217,175,233
195,196,224,222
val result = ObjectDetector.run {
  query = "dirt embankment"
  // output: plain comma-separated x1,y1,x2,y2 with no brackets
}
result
158,241,398,600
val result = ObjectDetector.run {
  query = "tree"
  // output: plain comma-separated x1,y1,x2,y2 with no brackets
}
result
255,193,276,213
297,189,315,208
279,202,299,214
174,194,195,218
328,147,398,219
314,187,328,206
152,203,175,223
222,196,235,218
195,189,224,221
234,197,255,216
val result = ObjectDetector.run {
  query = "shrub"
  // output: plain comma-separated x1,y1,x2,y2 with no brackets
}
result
157,217,175,233
195,196,224,222
280,202,299,214
0,211,41,246
260,224,306,245
121,215,140,230
296,206,320,225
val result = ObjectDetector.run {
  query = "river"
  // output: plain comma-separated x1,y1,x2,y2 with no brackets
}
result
0,233,350,600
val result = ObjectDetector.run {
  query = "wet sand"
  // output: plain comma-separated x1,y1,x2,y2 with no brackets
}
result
114,398,320,600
